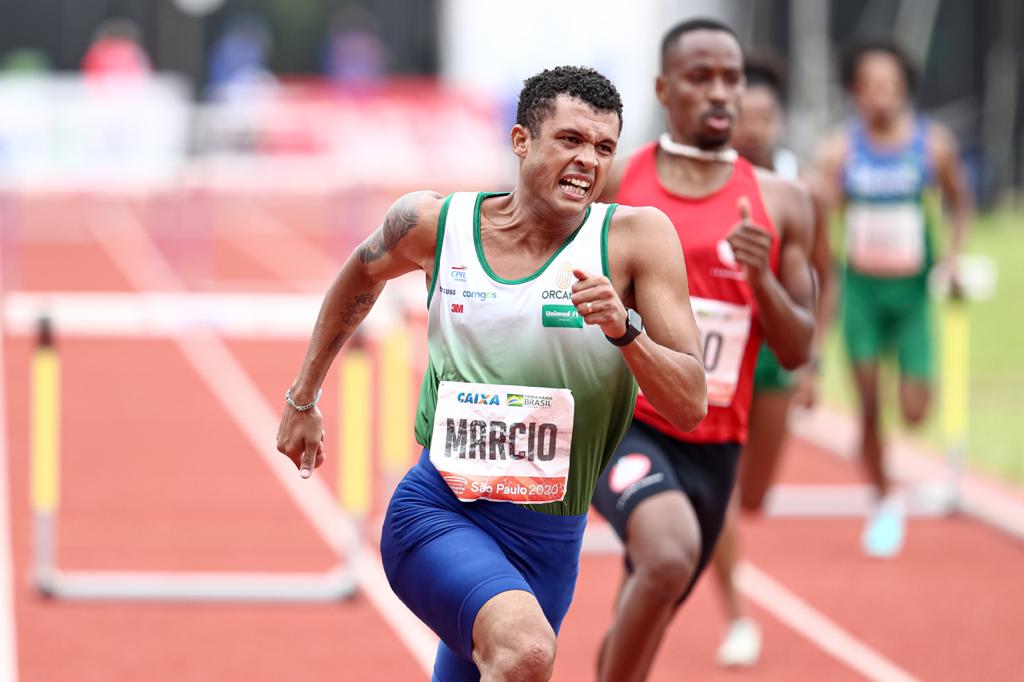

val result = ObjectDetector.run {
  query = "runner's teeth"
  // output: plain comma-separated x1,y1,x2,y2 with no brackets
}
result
560,178,590,196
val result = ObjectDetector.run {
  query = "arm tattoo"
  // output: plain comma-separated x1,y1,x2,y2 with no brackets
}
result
357,193,421,264
329,292,379,354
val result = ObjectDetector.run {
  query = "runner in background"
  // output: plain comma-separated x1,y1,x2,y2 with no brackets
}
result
816,39,973,558
81,18,151,83
591,19,816,681
710,54,837,668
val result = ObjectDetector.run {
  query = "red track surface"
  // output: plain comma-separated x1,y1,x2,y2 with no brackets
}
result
4,195,1023,681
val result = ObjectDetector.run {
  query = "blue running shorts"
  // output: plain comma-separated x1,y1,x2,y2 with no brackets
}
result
380,448,587,681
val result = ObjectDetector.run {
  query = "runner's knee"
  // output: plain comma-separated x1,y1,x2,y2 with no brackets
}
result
739,486,768,513
900,384,930,426
478,630,556,681
633,541,699,600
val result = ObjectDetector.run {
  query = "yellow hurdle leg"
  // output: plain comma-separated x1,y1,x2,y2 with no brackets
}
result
940,301,969,446
378,324,414,478
31,347,60,516
339,345,372,518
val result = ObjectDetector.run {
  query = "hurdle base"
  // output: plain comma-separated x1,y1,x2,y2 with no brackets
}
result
34,565,357,602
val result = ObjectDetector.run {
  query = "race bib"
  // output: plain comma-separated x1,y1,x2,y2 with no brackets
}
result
429,381,574,503
846,202,925,276
691,297,752,407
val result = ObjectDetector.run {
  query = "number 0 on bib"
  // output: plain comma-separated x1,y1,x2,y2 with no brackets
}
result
429,381,575,503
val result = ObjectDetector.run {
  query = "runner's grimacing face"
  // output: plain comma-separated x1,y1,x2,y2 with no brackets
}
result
515,95,619,214
657,30,744,150
733,85,781,166
854,52,908,127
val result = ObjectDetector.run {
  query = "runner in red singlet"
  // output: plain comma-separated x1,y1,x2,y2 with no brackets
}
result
590,18,816,681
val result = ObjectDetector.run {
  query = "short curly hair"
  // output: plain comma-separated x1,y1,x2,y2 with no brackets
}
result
516,66,623,136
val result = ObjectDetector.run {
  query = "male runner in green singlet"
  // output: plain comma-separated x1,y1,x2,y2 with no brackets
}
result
276,66,707,681
817,40,973,558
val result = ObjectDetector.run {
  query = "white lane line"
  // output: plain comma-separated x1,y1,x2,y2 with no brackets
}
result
0,271,19,681
738,561,921,682
89,204,438,673
219,201,339,291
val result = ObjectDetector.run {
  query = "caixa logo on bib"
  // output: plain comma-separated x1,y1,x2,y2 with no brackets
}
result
457,392,500,405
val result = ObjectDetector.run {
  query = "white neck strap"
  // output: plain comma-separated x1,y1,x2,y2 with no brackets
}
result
658,133,738,163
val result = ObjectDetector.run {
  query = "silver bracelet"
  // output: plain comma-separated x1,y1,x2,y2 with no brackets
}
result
285,388,322,412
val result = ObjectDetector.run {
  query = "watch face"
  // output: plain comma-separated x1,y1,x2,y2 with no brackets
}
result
627,308,642,332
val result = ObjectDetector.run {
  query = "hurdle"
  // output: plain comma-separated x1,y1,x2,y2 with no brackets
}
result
30,315,364,602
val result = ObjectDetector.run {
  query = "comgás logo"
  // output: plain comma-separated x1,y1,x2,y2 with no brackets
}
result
457,392,500,405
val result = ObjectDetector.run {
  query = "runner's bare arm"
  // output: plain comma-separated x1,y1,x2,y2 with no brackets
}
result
735,176,815,369
794,175,838,406
594,205,706,432
813,129,849,212
277,190,442,475
928,122,973,264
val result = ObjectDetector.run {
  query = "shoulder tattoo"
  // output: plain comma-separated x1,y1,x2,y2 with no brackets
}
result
357,193,423,264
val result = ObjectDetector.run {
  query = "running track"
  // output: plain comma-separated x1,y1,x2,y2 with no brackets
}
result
2,192,1022,681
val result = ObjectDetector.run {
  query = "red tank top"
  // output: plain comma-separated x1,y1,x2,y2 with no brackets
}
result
619,143,780,444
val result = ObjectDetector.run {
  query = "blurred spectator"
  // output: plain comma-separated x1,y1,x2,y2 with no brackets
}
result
81,18,151,81
1,48,50,74
322,4,386,88
206,13,275,99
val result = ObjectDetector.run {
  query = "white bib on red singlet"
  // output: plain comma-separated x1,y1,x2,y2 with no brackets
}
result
428,380,575,503
691,297,752,407
846,202,925,276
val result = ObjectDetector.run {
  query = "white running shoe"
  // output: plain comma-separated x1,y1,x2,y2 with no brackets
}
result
716,617,762,667
862,495,906,558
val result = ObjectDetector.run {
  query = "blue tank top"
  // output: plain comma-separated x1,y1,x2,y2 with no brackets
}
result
843,118,932,203
842,118,934,278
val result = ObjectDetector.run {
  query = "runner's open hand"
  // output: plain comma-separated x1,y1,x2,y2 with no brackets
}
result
571,268,627,339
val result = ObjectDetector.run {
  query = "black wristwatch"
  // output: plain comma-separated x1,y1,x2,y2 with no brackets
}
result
606,308,643,347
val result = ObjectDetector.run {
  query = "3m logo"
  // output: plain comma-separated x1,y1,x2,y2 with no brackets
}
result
450,303,464,314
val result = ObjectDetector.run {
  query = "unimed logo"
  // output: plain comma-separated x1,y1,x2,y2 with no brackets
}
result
451,303,464,314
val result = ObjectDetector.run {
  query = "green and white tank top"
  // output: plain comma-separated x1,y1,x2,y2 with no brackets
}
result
414,191,637,516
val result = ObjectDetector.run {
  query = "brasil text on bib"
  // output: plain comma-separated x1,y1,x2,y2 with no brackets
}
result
691,296,752,407
429,381,575,503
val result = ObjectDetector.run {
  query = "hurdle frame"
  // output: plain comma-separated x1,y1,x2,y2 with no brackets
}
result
29,316,370,603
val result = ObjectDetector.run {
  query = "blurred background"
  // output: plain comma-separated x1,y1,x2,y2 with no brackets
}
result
0,1,1022,681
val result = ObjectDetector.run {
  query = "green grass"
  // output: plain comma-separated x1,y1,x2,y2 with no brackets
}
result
819,209,1024,483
